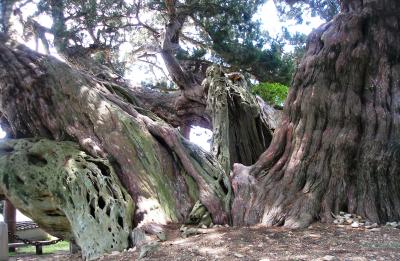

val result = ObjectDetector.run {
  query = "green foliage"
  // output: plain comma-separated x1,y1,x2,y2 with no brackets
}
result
275,0,340,23
251,82,289,106
33,0,138,56
13,0,306,86
189,0,294,84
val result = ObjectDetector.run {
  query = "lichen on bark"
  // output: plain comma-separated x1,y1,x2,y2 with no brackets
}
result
204,65,274,175
0,138,134,260
0,40,233,248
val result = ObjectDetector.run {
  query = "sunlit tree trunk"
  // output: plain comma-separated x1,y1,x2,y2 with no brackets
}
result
0,41,231,259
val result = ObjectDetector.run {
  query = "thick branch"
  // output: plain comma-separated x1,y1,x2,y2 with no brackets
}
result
0,41,230,229
129,86,209,128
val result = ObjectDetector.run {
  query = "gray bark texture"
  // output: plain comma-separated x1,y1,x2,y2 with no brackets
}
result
204,65,273,174
0,41,232,259
0,139,133,260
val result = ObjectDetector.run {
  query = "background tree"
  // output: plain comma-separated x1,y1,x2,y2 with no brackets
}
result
7,0,285,144
275,0,340,23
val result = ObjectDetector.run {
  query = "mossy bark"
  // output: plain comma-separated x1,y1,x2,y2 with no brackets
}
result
204,66,273,174
0,40,231,256
0,139,133,260
4,1,399,254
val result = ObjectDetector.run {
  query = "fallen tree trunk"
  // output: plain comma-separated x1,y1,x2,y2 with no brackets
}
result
0,41,231,247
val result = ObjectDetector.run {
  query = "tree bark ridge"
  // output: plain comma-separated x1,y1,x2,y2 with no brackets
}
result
0,41,231,228
231,1,400,228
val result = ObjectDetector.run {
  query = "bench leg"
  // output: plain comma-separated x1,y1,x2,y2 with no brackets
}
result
70,240,80,254
36,245,43,255
0,222,8,261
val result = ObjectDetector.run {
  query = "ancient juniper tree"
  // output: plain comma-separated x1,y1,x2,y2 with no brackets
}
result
0,0,399,259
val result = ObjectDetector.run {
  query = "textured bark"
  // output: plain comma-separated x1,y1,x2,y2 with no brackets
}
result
204,66,273,174
0,41,231,255
231,0,400,228
0,139,133,260
256,96,282,131
4,0,396,247
130,86,210,129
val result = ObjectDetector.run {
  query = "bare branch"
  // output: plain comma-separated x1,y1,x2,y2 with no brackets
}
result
137,58,172,81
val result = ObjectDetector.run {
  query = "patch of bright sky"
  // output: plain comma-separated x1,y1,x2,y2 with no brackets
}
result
190,126,212,151
257,0,324,36
255,0,324,51
11,2,65,61
0,211,31,222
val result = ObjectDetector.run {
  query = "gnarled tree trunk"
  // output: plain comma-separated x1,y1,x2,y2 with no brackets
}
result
0,139,134,260
231,0,400,228
204,66,273,174
0,41,232,259
2,2,399,260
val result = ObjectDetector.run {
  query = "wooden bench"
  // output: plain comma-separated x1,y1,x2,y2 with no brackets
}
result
7,221,62,255
1,206,62,256
8,239,61,255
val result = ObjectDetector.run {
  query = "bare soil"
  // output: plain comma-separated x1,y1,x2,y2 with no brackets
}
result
10,223,400,260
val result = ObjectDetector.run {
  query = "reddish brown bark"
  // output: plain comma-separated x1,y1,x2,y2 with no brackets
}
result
4,199,16,244
231,0,400,228
0,42,231,227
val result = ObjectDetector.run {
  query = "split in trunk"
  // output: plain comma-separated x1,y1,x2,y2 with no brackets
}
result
204,65,274,174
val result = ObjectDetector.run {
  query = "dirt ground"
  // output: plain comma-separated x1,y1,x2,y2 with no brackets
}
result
10,223,400,261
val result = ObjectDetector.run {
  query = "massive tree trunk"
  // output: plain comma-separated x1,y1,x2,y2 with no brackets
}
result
0,41,232,258
231,0,400,228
